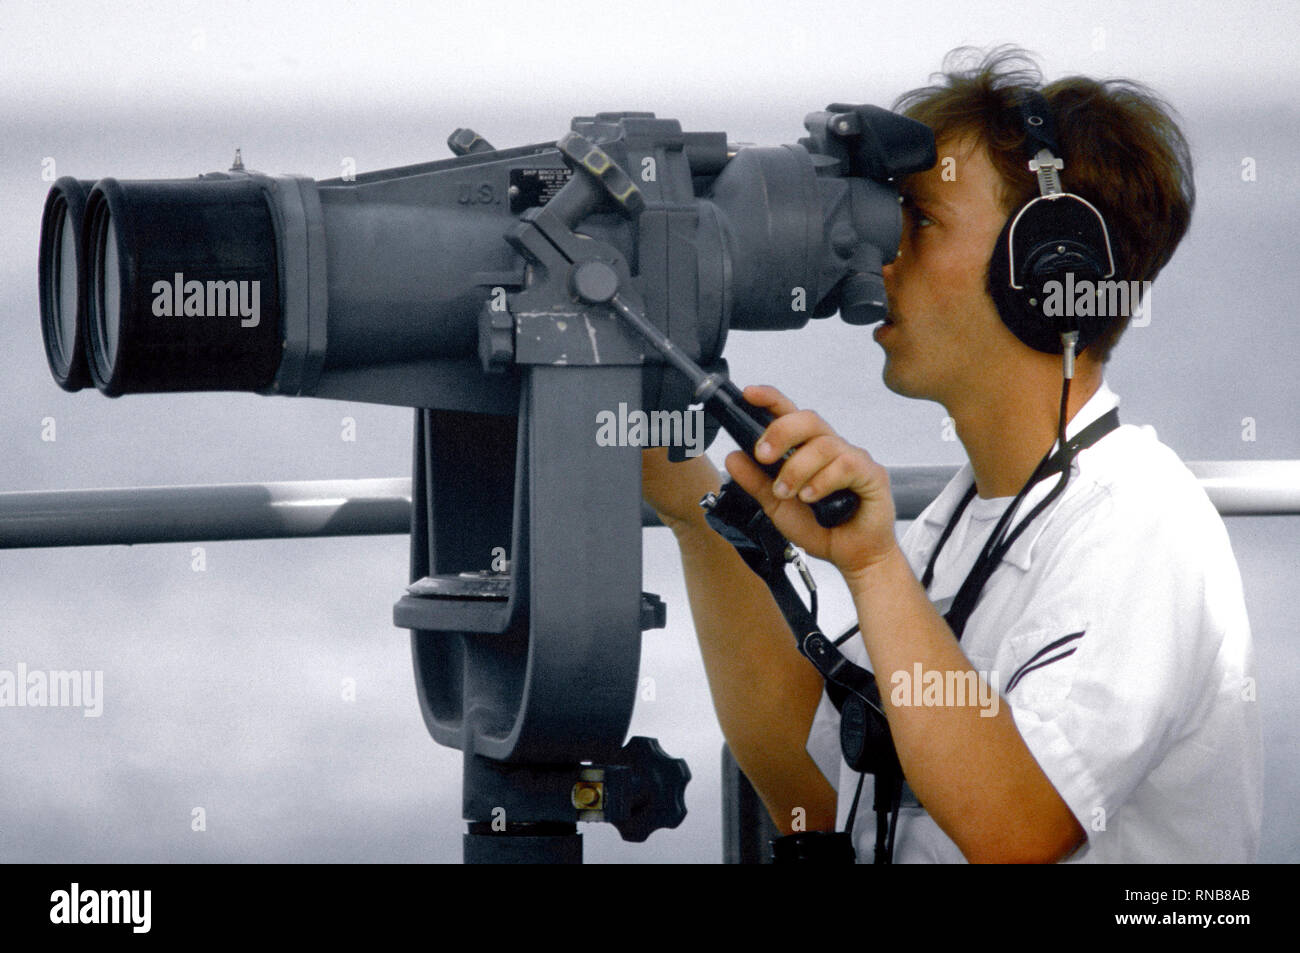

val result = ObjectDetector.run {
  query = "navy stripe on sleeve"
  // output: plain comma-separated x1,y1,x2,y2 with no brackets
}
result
1005,631,1085,693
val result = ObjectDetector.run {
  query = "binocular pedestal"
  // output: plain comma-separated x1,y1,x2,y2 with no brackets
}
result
396,365,688,862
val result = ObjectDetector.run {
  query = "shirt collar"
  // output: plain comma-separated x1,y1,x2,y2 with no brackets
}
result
921,380,1122,570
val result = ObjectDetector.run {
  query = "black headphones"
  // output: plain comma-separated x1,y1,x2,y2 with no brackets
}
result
987,90,1117,357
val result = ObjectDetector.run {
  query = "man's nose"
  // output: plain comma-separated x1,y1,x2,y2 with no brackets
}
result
882,252,899,286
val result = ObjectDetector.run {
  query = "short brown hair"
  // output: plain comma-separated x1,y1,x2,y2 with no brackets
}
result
893,45,1194,362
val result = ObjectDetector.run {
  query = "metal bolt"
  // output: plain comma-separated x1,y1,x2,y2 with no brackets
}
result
572,782,603,810
570,260,620,305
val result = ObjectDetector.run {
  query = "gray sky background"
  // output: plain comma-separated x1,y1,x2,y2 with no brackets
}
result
1,0,1297,863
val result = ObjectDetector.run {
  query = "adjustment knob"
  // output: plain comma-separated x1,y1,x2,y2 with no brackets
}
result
603,736,690,842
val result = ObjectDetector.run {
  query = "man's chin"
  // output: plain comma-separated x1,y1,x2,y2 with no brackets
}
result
880,358,912,397
881,357,933,402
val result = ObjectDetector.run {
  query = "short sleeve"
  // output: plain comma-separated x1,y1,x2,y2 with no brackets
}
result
983,482,1233,834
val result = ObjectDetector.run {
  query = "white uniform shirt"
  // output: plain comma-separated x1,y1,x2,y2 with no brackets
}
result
805,381,1262,863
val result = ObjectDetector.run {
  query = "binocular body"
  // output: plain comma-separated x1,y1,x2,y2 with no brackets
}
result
40,110,932,421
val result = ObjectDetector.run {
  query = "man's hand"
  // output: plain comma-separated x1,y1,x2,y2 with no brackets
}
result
724,385,899,582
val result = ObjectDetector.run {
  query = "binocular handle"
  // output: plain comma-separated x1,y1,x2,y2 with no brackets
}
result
706,379,861,529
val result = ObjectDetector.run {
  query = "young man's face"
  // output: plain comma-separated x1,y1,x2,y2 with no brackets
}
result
876,134,1020,405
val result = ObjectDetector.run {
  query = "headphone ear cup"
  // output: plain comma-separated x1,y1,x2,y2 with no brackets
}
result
988,210,1065,355
989,197,1114,355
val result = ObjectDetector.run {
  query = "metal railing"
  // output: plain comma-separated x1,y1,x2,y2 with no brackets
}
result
2,460,1297,549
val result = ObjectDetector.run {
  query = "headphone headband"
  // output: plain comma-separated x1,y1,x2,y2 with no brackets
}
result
1019,90,1066,198
1016,90,1063,166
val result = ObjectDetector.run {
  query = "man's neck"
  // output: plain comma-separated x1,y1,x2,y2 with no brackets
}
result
949,365,1102,499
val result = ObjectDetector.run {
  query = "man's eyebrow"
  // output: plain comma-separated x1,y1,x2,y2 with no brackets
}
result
901,185,957,214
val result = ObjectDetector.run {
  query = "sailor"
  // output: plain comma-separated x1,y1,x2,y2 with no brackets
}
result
642,46,1261,863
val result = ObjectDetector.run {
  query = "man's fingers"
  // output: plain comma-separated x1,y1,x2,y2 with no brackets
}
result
740,386,841,470
741,384,798,417
794,451,871,504
769,433,844,499
725,451,779,507
756,410,837,465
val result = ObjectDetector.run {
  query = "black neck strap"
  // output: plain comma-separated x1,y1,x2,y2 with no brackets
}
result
920,407,1120,639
